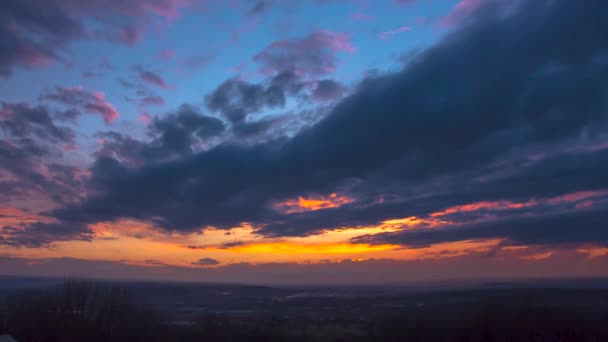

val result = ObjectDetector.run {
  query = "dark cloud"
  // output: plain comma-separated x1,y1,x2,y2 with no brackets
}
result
1,221,92,247
1,103,74,142
255,146,608,237
0,0,82,75
21,0,608,247
191,258,220,266
0,103,85,208
150,104,226,147
232,117,283,138
96,104,226,166
353,205,608,248
205,70,302,124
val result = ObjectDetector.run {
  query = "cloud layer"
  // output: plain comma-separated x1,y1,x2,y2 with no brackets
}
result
4,0,608,254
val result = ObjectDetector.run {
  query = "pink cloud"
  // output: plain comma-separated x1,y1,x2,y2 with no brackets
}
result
379,26,413,40
87,92,120,124
138,113,153,124
442,0,484,26
15,47,55,68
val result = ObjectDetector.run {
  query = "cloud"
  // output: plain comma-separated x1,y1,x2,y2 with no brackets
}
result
138,113,153,124
116,25,142,46
442,0,484,26
134,65,172,89
247,1,269,15
1,221,93,247
0,103,85,210
253,31,355,77
205,70,303,124
41,86,120,124
0,0,194,75
378,26,412,40
139,95,166,106
95,104,225,166
17,0,608,248
0,0,82,75
191,257,220,266
1,103,74,143
353,205,608,249
312,80,345,101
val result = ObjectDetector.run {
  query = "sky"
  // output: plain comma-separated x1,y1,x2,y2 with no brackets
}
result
1,0,608,285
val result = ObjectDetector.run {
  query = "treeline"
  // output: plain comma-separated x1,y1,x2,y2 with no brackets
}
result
1,279,608,341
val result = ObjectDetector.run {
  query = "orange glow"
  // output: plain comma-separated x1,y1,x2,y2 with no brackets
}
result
521,251,554,260
0,207,47,226
6,187,607,270
381,216,447,229
274,193,354,213
578,247,608,258
213,242,396,255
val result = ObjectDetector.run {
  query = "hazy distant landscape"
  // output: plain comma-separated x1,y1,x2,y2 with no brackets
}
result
2,277,608,341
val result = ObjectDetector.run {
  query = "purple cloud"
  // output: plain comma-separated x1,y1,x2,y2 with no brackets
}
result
312,79,345,102
191,258,220,266
0,0,195,75
180,54,213,70
134,65,172,89
117,25,142,47
42,86,120,124
140,95,166,106
254,31,355,77
247,1,269,15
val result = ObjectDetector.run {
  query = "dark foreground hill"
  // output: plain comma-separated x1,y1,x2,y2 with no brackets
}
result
1,277,608,341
